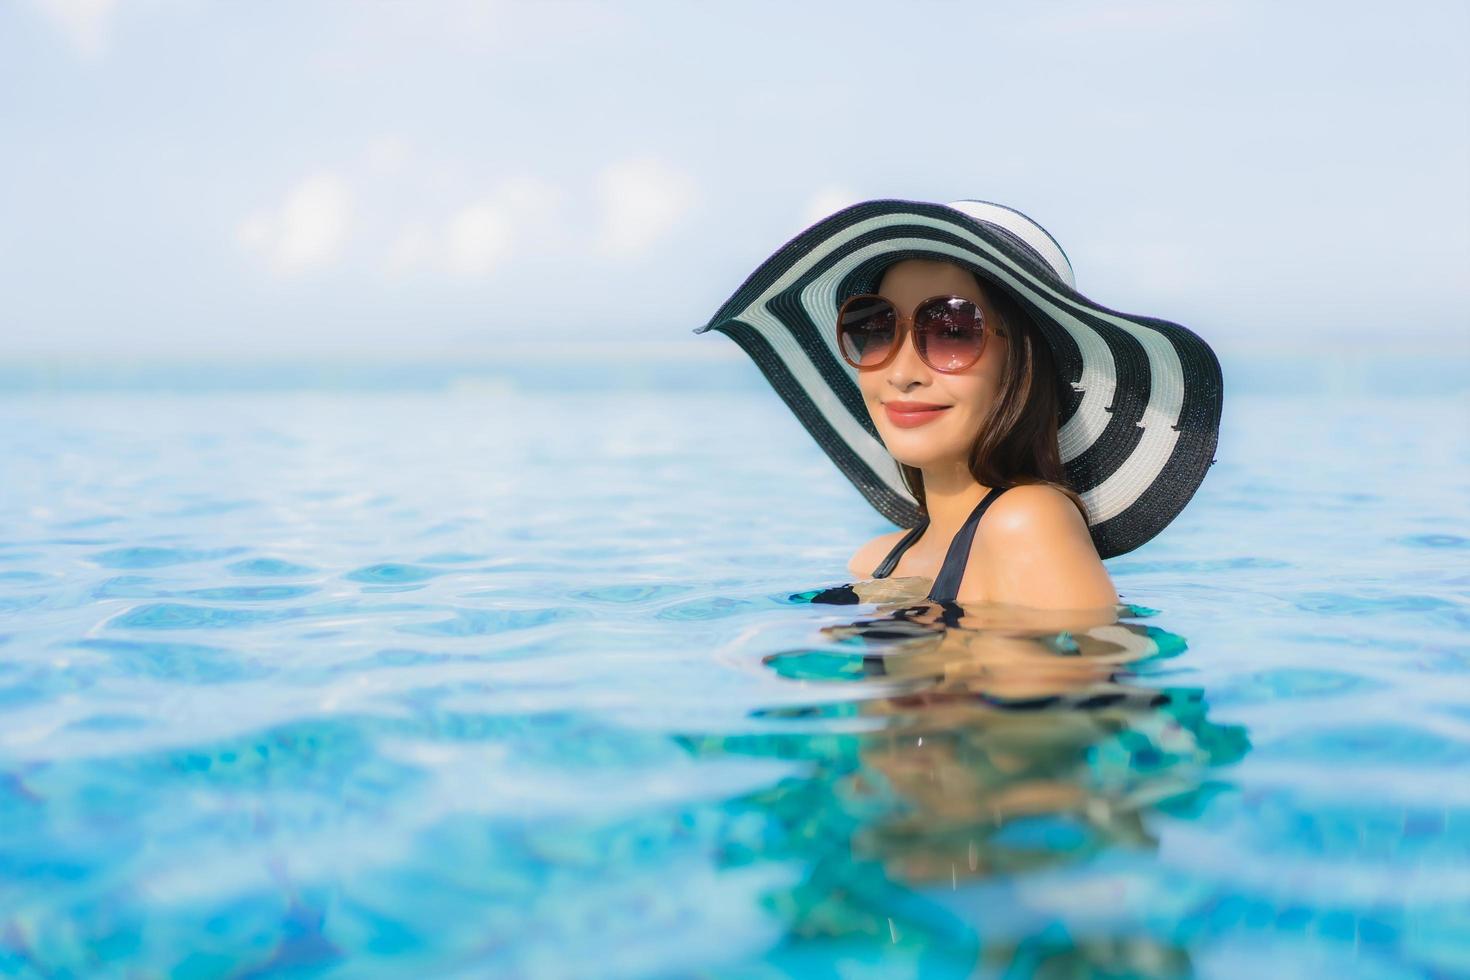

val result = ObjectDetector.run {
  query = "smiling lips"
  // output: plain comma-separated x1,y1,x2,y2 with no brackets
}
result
883,400,952,428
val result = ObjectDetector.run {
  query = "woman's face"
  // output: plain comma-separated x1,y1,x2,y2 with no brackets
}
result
855,258,1009,471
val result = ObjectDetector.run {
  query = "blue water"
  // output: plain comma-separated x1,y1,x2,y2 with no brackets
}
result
2,355,1468,978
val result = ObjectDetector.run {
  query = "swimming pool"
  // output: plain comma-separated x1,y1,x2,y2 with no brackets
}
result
1,353,1467,977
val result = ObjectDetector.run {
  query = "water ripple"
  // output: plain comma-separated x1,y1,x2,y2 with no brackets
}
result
70,638,269,683
656,596,763,621
1222,669,1379,703
180,585,319,601
418,552,487,564
55,515,126,529
93,576,167,599
1397,533,1469,550
156,500,256,518
1112,556,1295,574
91,546,247,569
1267,724,1470,766
571,584,693,604
107,603,300,630
346,563,445,584
0,595,46,615
1293,592,1470,630
227,558,317,577
396,607,582,637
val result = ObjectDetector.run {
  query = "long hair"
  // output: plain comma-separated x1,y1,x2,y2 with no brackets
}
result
895,270,1090,524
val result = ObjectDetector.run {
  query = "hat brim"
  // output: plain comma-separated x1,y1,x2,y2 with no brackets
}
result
694,199,1222,560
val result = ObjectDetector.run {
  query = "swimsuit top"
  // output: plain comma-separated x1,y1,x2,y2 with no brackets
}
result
870,485,1011,604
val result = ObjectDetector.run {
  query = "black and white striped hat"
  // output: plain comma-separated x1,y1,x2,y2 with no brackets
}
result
693,198,1222,560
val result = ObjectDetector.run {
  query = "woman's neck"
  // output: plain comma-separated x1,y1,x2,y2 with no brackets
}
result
919,461,992,539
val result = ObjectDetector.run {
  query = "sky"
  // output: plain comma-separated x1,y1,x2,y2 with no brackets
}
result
1,0,1466,364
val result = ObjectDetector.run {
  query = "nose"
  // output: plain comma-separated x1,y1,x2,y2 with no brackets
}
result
885,323,931,391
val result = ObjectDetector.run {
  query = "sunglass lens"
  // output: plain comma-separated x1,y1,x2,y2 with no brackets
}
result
916,297,985,370
838,297,897,367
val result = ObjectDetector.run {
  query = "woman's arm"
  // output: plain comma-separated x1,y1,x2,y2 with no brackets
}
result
961,484,1120,611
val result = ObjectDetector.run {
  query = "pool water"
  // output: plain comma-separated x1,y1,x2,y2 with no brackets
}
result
1,356,1467,978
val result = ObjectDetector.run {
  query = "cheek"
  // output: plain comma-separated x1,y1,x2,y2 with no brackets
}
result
940,377,993,416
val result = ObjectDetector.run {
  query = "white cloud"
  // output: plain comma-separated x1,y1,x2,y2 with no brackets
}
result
593,157,699,258
30,0,119,58
799,185,862,228
385,172,566,278
237,172,353,275
492,173,564,229
445,202,514,277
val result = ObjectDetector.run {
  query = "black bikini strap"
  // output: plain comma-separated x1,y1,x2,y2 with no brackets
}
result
926,486,1009,604
870,519,928,578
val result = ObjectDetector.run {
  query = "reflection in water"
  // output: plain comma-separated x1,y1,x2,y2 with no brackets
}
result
678,587,1252,977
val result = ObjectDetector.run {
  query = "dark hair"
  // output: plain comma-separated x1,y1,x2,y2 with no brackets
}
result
890,266,1090,524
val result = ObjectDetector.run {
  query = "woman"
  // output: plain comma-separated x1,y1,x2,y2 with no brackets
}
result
842,255,1118,611
696,198,1222,616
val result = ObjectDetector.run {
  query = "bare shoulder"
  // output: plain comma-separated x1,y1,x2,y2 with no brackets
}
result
847,528,908,579
982,483,1093,540
966,483,1119,609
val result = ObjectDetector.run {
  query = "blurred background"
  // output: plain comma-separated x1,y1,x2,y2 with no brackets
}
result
2,0,1466,391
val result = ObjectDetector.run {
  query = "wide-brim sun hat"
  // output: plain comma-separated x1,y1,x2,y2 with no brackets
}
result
693,198,1222,560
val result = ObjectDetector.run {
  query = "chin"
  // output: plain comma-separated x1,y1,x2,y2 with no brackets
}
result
881,438,963,470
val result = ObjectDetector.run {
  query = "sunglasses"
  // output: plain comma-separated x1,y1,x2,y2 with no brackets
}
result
835,294,1006,374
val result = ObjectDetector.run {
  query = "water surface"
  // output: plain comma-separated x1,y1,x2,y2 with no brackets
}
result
1,357,1467,977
